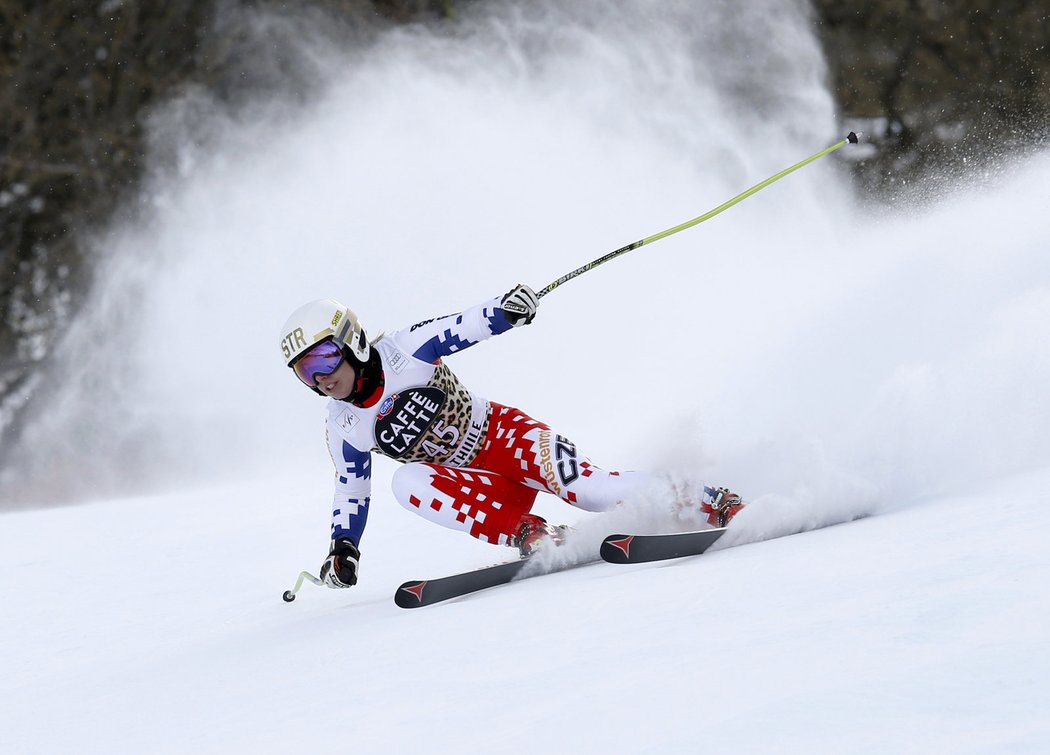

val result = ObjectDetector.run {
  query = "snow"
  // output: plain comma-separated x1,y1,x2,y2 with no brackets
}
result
3,1,1050,752
3,470,1049,752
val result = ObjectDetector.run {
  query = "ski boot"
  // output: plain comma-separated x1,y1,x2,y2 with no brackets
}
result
701,486,746,528
510,513,571,557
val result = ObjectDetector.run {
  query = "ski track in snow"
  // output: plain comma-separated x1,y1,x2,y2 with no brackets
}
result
2,468,1049,753
3,0,1050,751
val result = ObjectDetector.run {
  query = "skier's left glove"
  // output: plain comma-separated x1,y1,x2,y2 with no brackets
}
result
500,283,539,327
319,538,360,588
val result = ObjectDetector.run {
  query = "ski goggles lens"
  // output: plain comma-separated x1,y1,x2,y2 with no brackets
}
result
292,339,344,387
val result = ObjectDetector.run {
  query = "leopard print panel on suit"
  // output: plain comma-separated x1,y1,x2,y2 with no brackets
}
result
371,360,492,468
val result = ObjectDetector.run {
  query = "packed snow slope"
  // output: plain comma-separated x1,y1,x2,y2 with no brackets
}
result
3,468,1049,753
3,0,1050,751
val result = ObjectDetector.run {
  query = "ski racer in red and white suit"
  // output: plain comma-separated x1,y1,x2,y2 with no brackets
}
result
325,291,649,541
280,285,743,588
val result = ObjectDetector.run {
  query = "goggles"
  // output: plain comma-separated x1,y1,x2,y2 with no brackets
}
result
292,339,345,387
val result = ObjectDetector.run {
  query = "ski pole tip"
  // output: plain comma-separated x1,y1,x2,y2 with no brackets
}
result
847,131,860,144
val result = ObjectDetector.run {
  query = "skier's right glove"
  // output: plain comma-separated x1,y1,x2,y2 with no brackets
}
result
319,538,360,588
500,283,539,327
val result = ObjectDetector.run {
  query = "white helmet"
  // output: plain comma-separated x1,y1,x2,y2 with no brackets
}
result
279,298,369,367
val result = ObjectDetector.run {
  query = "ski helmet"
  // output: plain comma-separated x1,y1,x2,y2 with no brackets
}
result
279,299,370,372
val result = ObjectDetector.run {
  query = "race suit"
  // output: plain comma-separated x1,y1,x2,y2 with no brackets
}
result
323,294,651,548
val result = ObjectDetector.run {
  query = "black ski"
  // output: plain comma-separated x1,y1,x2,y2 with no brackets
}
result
600,527,728,564
396,528,729,607
395,558,531,608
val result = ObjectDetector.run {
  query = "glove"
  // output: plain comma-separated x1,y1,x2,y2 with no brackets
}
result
500,283,539,327
319,538,360,588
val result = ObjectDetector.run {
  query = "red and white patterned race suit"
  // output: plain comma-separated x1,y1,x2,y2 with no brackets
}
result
391,402,653,546
322,292,653,549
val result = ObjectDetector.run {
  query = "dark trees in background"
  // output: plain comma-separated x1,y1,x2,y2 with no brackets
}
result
1,0,1048,444
0,0,446,436
814,0,1050,192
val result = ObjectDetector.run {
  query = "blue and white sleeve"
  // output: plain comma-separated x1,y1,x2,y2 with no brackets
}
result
326,421,371,547
392,295,513,364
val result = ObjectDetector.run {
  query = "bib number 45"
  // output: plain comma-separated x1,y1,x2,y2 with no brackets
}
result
420,419,460,459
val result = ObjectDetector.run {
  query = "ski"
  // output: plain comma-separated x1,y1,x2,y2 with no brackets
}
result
395,558,531,608
600,526,728,564
395,527,730,607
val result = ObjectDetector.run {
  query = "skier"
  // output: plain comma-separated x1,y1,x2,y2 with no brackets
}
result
280,284,744,589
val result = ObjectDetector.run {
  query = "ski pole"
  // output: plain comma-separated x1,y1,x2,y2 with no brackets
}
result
282,570,324,602
537,132,859,297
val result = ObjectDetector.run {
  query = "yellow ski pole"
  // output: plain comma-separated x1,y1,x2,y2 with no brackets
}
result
538,132,859,297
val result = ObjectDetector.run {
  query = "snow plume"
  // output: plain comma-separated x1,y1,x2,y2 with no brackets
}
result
4,0,1048,524
714,152,1050,512
523,470,876,574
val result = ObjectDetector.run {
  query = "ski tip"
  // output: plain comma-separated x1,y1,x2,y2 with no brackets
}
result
599,534,635,564
394,580,429,609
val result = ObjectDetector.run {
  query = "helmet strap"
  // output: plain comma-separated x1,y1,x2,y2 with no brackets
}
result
344,344,385,408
